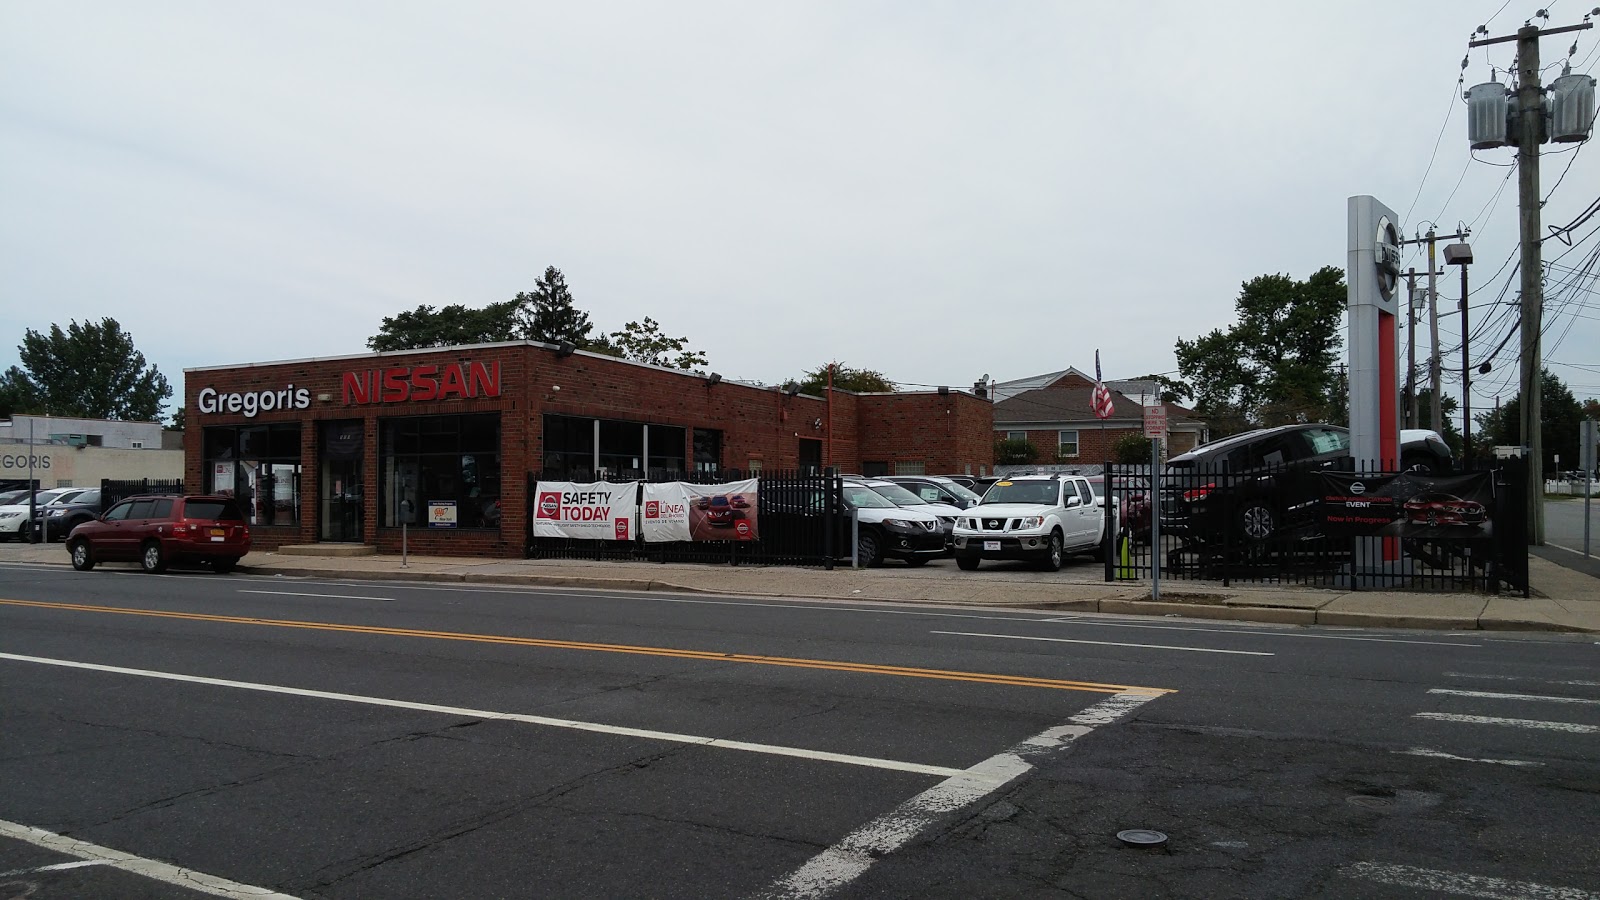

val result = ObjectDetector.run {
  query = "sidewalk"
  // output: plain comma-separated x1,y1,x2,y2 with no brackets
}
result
6,542,1594,633
228,545,1598,634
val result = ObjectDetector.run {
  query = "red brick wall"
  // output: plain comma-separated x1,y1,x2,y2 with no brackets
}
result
857,392,994,475
998,425,1143,465
188,346,996,556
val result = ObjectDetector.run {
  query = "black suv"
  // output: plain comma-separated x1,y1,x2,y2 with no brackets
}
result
1159,424,1451,546
31,488,102,542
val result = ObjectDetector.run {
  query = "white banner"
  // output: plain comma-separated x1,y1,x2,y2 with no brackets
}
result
532,481,638,540
641,479,759,542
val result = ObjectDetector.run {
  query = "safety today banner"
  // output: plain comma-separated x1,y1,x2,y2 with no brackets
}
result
532,481,639,540
641,479,760,542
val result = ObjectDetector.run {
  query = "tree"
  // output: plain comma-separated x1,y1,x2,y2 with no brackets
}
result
7,318,172,420
1173,266,1347,435
605,317,708,371
794,364,897,395
995,437,1037,464
1584,398,1600,421
1112,433,1153,464
515,267,599,348
1474,368,1584,468
1412,387,1461,454
367,300,521,351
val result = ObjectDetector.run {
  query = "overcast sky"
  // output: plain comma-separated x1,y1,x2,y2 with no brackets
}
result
3,1,1598,422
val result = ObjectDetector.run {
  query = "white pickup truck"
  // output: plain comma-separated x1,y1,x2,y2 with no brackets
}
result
951,473,1111,571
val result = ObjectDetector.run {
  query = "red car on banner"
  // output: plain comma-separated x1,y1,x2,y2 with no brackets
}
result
1403,493,1487,527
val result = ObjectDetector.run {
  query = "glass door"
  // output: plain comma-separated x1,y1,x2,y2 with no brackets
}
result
319,420,364,542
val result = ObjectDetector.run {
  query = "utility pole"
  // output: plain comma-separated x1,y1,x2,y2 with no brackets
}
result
1404,268,1419,429
1469,18,1594,545
1400,231,1467,432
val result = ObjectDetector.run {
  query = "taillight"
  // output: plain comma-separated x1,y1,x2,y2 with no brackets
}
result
1182,483,1216,502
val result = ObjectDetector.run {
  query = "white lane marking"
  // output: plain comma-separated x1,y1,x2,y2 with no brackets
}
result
1446,672,1600,688
1429,689,1600,705
0,653,966,778
1394,747,1543,768
1342,861,1600,898
931,630,1274,656
1413,712,1600,734
755,691,1159,900
238,590,395,602
661,597,1479,646
0,859,108,877
0,819,298,898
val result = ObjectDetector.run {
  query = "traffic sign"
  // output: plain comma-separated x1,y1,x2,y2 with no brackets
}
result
1143,405,1167,439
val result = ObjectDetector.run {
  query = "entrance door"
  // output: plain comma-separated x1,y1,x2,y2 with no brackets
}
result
319,420,364,542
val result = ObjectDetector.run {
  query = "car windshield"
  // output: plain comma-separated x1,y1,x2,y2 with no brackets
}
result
939,481,982,503
866,483,926,506
982,480,1060,505
43,490,86,507
0,490,27,506
842,486,897,509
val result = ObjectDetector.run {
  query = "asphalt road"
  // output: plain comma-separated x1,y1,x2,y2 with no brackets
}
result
1,559,1597,899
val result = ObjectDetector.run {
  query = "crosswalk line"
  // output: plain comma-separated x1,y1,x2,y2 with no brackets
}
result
1429,689,1600,706
1413,712,1599,734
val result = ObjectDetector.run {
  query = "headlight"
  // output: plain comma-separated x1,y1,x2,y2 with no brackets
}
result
0,512,20,519
882,518,910,528
1018,516,1044,529
48,509,67,517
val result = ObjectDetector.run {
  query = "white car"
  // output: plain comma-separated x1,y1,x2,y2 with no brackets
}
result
840,482,946,567
0,488,83,542
952,474,1112,571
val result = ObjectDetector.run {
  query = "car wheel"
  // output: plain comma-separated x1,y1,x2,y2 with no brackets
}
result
69,540,95,572
1040,531,1063,571
139,541,168,574
956,556,980,571
857,531,883,568
212,557,239,574
1239,503,1275,542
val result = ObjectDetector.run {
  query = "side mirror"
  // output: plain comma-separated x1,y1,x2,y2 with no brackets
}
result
1064,496,1081,508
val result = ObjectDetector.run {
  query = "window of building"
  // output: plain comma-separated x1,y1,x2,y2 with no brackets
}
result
1058,430,1079,458
863,461,889,477
131,441,144,449
894,461,926,476
202,424,302,526
1006,431,1027,442
381,413,501,529
86,435,103,447
693,428,721,474
542,415,687,480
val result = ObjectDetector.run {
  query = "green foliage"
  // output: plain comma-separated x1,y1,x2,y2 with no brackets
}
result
7,318,172,420
794,364,897,395
1584,398,1600,421
995,437,1037,464
1173,266,1347,433
1474,368,1585,468
605,317,708,371
1112,432,1153,464
366,300,522,351
515,267,599,348
1412,388,1462,454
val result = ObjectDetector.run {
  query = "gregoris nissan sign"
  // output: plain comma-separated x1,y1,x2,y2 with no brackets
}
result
197,385,312,418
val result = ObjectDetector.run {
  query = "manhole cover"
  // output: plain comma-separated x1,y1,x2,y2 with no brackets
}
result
1117,829,1168,847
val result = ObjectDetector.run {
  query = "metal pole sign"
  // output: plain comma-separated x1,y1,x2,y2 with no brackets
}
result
1143,405,1167,440
1582,419,1596,557
1150,437,1162,603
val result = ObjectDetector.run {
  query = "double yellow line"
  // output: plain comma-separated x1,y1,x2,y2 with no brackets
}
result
0,598,1172,696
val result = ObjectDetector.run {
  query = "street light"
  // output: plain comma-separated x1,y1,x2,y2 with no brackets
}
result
1444,241,1474,461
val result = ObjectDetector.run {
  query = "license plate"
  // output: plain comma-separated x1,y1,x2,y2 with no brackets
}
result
210,528,226,541
984,541,1001,551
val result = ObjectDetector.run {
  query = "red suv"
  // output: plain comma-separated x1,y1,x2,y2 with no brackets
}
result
67,495,251,574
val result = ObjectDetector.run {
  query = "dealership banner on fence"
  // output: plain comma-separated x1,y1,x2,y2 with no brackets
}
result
1320,471,1494,537
532,481,639,540
641,479,760,542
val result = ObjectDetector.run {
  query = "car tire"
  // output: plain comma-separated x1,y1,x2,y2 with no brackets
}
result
212,557,239,574
857,531,883,568
139,541,168,574
1239,502,1275,543
956,556,980,571
69,540,95,572
1040,531,1063,571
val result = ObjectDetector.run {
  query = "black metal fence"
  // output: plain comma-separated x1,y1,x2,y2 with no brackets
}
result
1101,458,1528,594
101,478,185,512
525,469,841,567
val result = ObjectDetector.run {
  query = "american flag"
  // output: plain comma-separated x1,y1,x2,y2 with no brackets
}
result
1092,350,1115,420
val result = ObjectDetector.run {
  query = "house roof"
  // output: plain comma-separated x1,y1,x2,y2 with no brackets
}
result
994,386,1203,428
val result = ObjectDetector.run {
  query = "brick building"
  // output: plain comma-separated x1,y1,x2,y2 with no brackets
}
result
185,342,992,556
991,368,1207,464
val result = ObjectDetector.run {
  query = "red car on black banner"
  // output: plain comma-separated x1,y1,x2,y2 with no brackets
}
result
1403,492,1487,527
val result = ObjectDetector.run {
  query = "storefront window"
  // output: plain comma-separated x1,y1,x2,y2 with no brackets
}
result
542,414,595,480
380,413,501,529
202,424,302,526
693,428,721,473
543,415,688,480
647,425,686,476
